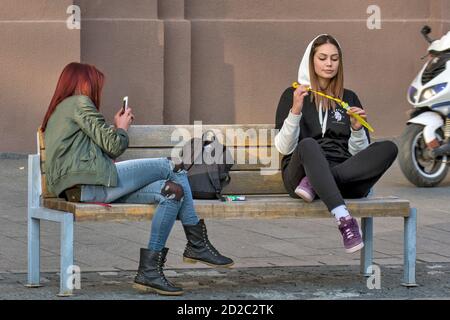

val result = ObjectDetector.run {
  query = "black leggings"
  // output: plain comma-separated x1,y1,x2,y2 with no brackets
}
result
282,138,398,211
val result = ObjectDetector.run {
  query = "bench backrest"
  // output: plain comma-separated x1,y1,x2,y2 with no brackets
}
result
38,124,284,198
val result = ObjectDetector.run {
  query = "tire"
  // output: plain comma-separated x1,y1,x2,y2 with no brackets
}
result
398,124,448,187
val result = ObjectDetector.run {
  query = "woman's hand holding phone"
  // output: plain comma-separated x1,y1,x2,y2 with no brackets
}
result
115,96,134,131
122,96,128,113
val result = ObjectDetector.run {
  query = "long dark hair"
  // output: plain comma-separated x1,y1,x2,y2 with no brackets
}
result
42,62,105,131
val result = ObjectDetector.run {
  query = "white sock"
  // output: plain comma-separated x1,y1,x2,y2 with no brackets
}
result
331,205,351,222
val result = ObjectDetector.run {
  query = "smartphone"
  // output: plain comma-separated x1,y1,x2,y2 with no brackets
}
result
122,96,128,112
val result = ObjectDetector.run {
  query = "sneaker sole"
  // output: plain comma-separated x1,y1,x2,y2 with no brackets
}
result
295,188,314,202
183,256,234,268
345,242,364,254
132,283,184,296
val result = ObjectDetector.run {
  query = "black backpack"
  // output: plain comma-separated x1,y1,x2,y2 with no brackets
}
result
181,131,233,199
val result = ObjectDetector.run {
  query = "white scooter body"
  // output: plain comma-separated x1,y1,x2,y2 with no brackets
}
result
407,31,450,143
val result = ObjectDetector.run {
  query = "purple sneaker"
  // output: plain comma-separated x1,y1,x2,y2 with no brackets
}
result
338,216,364,253
295,176,316,202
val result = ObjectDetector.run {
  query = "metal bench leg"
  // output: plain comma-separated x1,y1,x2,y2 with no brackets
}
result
26,215,41,287
26,154,42,288
58,213,74,297
402,208,418,287
360,217,373,276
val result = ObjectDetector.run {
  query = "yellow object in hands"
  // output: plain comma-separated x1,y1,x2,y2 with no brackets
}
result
292,81,374,133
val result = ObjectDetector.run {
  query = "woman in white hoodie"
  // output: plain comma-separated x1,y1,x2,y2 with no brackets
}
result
274,34,398,253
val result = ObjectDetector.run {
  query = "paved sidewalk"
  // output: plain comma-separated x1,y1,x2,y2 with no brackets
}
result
0,154,449,299
2,264,450,300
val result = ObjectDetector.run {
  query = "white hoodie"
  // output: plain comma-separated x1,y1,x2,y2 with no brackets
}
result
274,34,369,156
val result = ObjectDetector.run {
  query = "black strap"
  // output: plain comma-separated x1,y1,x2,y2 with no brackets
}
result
205,164,222,199
185,131,218,171
186,138,203,171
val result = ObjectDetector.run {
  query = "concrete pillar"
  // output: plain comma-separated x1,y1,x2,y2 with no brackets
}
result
75,0,164,125
159,0,191,124
0,0,80,153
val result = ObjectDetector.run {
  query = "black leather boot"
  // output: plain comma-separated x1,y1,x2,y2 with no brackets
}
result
183,219,234,267
133,248,183,296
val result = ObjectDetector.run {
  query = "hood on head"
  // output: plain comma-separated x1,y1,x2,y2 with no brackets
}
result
297,34,342,86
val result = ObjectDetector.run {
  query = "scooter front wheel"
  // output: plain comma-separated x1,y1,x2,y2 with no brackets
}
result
398,124,448,187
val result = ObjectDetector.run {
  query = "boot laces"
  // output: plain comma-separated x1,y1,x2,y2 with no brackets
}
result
202,226,219,257
157,254,170,285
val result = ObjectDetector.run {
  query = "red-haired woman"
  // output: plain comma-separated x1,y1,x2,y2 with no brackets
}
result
42,62,233,296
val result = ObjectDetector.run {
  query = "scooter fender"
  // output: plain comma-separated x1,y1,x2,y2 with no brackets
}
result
407,111,444,143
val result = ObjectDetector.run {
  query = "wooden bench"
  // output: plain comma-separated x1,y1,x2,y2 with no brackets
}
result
27,124,417,296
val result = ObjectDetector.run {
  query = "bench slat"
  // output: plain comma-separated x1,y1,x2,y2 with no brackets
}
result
43,196,411,222
40,151,281,172
118,147,281,171
128,125,276,147
224,171,284,194
40,171,284,196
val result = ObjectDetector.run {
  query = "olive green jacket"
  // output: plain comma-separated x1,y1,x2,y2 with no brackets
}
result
44,95,129,196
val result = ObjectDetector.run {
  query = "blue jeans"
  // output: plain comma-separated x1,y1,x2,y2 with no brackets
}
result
80,158,199,251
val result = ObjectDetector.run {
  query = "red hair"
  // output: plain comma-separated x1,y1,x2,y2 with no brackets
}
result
41,62,105,131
